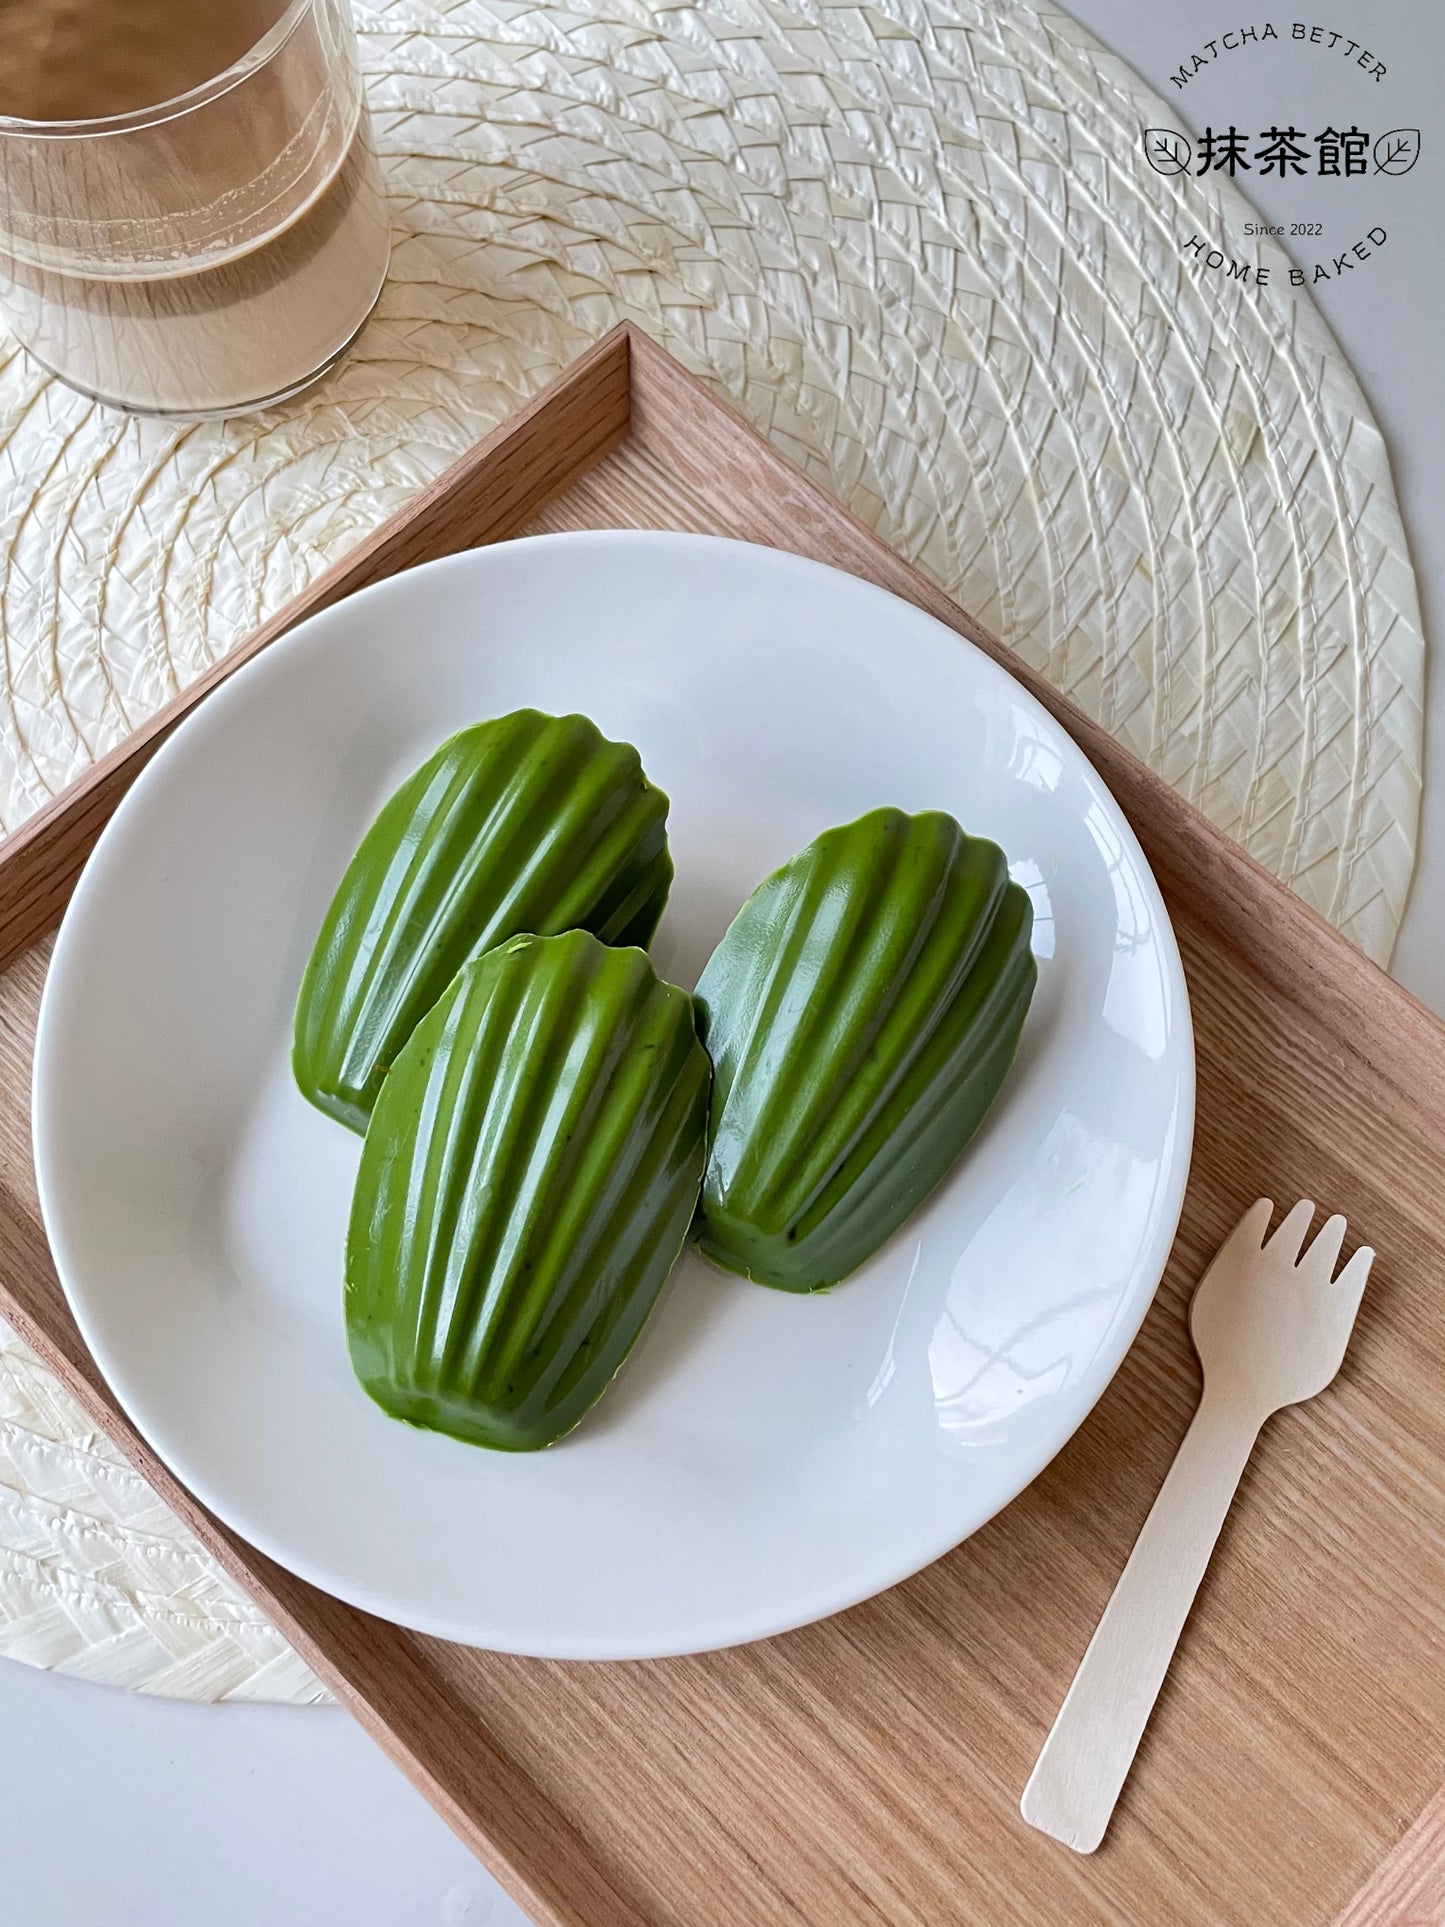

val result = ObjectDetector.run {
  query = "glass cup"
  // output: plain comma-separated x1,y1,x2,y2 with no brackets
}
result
0,0,391,417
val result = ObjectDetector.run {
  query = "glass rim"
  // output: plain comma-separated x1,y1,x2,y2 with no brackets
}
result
0,0,317,139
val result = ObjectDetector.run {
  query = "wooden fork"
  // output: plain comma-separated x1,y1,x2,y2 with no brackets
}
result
1020,1198,1374,1854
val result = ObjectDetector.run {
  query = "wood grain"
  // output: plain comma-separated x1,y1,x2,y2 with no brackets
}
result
1,325,1443,1925
1335,1783,1445,1925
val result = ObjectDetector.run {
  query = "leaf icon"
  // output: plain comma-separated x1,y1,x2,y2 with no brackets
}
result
1143,127,1193,176
1374,127,1420,175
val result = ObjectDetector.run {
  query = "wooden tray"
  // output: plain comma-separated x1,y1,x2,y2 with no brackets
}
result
0,324,1441,1927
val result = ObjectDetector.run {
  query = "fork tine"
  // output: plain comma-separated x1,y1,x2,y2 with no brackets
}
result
1305,1212,1348,1280
1226,1197,1275,1255
1335,1243,1375,1318
1266,1198,1316,1263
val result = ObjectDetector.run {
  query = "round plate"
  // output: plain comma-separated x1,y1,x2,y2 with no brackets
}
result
33,532,1193,1659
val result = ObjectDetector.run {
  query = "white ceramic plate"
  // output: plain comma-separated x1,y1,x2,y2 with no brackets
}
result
33,532,1193,1659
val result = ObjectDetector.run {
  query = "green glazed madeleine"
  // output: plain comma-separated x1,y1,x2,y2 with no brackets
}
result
295,710,673,1131
346,930,711,1450
693,808,1037,1293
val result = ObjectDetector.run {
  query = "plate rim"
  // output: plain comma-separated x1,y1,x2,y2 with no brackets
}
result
32,528,1196,1658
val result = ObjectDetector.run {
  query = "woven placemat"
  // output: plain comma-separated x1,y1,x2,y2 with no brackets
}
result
0,0,1424,1702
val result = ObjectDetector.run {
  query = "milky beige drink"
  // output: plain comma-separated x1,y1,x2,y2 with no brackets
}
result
0,0,390,416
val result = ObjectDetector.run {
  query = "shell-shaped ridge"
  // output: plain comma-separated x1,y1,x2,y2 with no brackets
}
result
294,710,673,1132
346,931,710,1450
694,809,1037,1291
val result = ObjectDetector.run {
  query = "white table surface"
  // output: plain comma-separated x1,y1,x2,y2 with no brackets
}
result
1,4,1439,1922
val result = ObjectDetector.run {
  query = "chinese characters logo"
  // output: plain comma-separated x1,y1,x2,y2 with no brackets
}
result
1143,125,1420,179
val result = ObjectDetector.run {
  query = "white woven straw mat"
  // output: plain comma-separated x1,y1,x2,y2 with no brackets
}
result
0,0,1425,1703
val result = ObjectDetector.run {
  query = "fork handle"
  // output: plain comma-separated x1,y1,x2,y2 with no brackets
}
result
1020,1389,1262,1852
